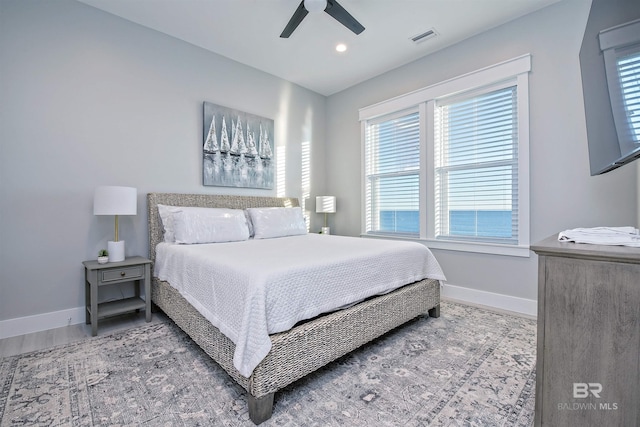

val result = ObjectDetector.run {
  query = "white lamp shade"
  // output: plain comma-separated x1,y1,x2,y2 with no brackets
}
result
316,196,336,214
94,186,137,215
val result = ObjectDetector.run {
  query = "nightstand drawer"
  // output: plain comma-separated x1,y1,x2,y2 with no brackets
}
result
101,265,144,282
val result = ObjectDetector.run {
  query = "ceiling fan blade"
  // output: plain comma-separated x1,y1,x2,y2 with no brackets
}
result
280,1,309,38
325,0,365,35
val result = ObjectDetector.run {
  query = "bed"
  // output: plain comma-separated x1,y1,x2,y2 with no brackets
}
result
147,193,443,424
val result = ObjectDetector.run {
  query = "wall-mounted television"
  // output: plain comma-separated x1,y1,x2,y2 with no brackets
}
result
580,0,640,175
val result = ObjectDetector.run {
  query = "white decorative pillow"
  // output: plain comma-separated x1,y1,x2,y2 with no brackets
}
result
172,207,250,244
157,204,181,243
247,207,307,239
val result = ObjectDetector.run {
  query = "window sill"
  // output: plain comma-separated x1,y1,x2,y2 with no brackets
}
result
361,233,531,257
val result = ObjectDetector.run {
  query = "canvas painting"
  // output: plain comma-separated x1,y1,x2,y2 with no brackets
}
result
203,101,274,189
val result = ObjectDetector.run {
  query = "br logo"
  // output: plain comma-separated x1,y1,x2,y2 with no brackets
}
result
573,383,602,398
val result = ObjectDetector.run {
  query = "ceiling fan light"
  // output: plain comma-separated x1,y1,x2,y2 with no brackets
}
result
304,0,327,13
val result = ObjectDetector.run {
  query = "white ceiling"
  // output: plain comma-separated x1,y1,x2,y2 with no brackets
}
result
77,0,560,96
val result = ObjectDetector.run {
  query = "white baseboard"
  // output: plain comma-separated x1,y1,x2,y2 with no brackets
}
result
1,285,537,339
0,306,86,340
441,283,537,318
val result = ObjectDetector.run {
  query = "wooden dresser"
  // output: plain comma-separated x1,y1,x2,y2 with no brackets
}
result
531,235,640,426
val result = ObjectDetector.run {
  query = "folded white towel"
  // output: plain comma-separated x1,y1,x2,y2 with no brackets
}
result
558,226,640,247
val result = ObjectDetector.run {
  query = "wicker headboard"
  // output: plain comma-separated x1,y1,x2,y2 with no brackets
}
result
147,193,300,263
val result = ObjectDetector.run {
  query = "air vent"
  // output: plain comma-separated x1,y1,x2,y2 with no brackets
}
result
410,28,438,44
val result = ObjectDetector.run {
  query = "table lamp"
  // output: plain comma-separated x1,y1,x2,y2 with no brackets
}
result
316,196,336,235
94,186,137,262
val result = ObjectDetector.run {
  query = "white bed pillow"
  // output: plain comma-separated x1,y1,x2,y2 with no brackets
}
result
157,204,182,243
247,207,307,239
172,207,250,244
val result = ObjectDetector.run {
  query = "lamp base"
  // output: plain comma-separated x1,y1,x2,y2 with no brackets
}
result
107,240,125,262
321,227,331,235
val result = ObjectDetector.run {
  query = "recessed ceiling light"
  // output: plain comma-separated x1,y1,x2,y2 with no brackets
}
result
336,43,347,53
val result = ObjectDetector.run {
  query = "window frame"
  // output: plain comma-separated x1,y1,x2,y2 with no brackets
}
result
360,55,531,257
363,108,421,237
433,81,520,245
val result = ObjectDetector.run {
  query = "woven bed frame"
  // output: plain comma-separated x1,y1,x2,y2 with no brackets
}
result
147,193,441,424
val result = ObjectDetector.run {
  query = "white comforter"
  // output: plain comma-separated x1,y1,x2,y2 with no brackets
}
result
154,234,445,377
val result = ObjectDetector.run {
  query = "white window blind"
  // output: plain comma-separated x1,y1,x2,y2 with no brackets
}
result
359,55,530,256
364,111,420,236
434,85,518,244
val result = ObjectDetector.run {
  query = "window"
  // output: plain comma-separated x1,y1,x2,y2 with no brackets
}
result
434,85,518,244
364,110,420,236
360,55,530,257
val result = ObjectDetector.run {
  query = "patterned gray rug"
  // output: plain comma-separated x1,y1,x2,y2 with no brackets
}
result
0,301,536,426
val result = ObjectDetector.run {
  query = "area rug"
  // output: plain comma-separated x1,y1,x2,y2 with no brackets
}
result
0,301,536,426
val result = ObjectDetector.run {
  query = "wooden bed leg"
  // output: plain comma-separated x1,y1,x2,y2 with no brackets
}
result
248,392,274,425
428,305,440,318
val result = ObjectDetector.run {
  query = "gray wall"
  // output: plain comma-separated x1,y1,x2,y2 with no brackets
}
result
325,0,638,302
0,0,327,321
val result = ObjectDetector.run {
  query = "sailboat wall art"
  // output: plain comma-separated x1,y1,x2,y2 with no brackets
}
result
203,101,274,189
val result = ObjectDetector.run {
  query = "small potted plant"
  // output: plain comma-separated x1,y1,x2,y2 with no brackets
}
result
97,249,109,264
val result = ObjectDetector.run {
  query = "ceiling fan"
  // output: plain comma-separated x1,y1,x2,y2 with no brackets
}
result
280,0,365,38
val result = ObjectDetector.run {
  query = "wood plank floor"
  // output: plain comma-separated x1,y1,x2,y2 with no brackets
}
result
0,312,167,358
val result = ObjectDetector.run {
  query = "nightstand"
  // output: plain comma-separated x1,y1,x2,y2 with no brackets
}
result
83,256,152,336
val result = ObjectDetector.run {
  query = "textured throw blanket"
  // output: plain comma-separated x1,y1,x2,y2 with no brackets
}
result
154,234,445,377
